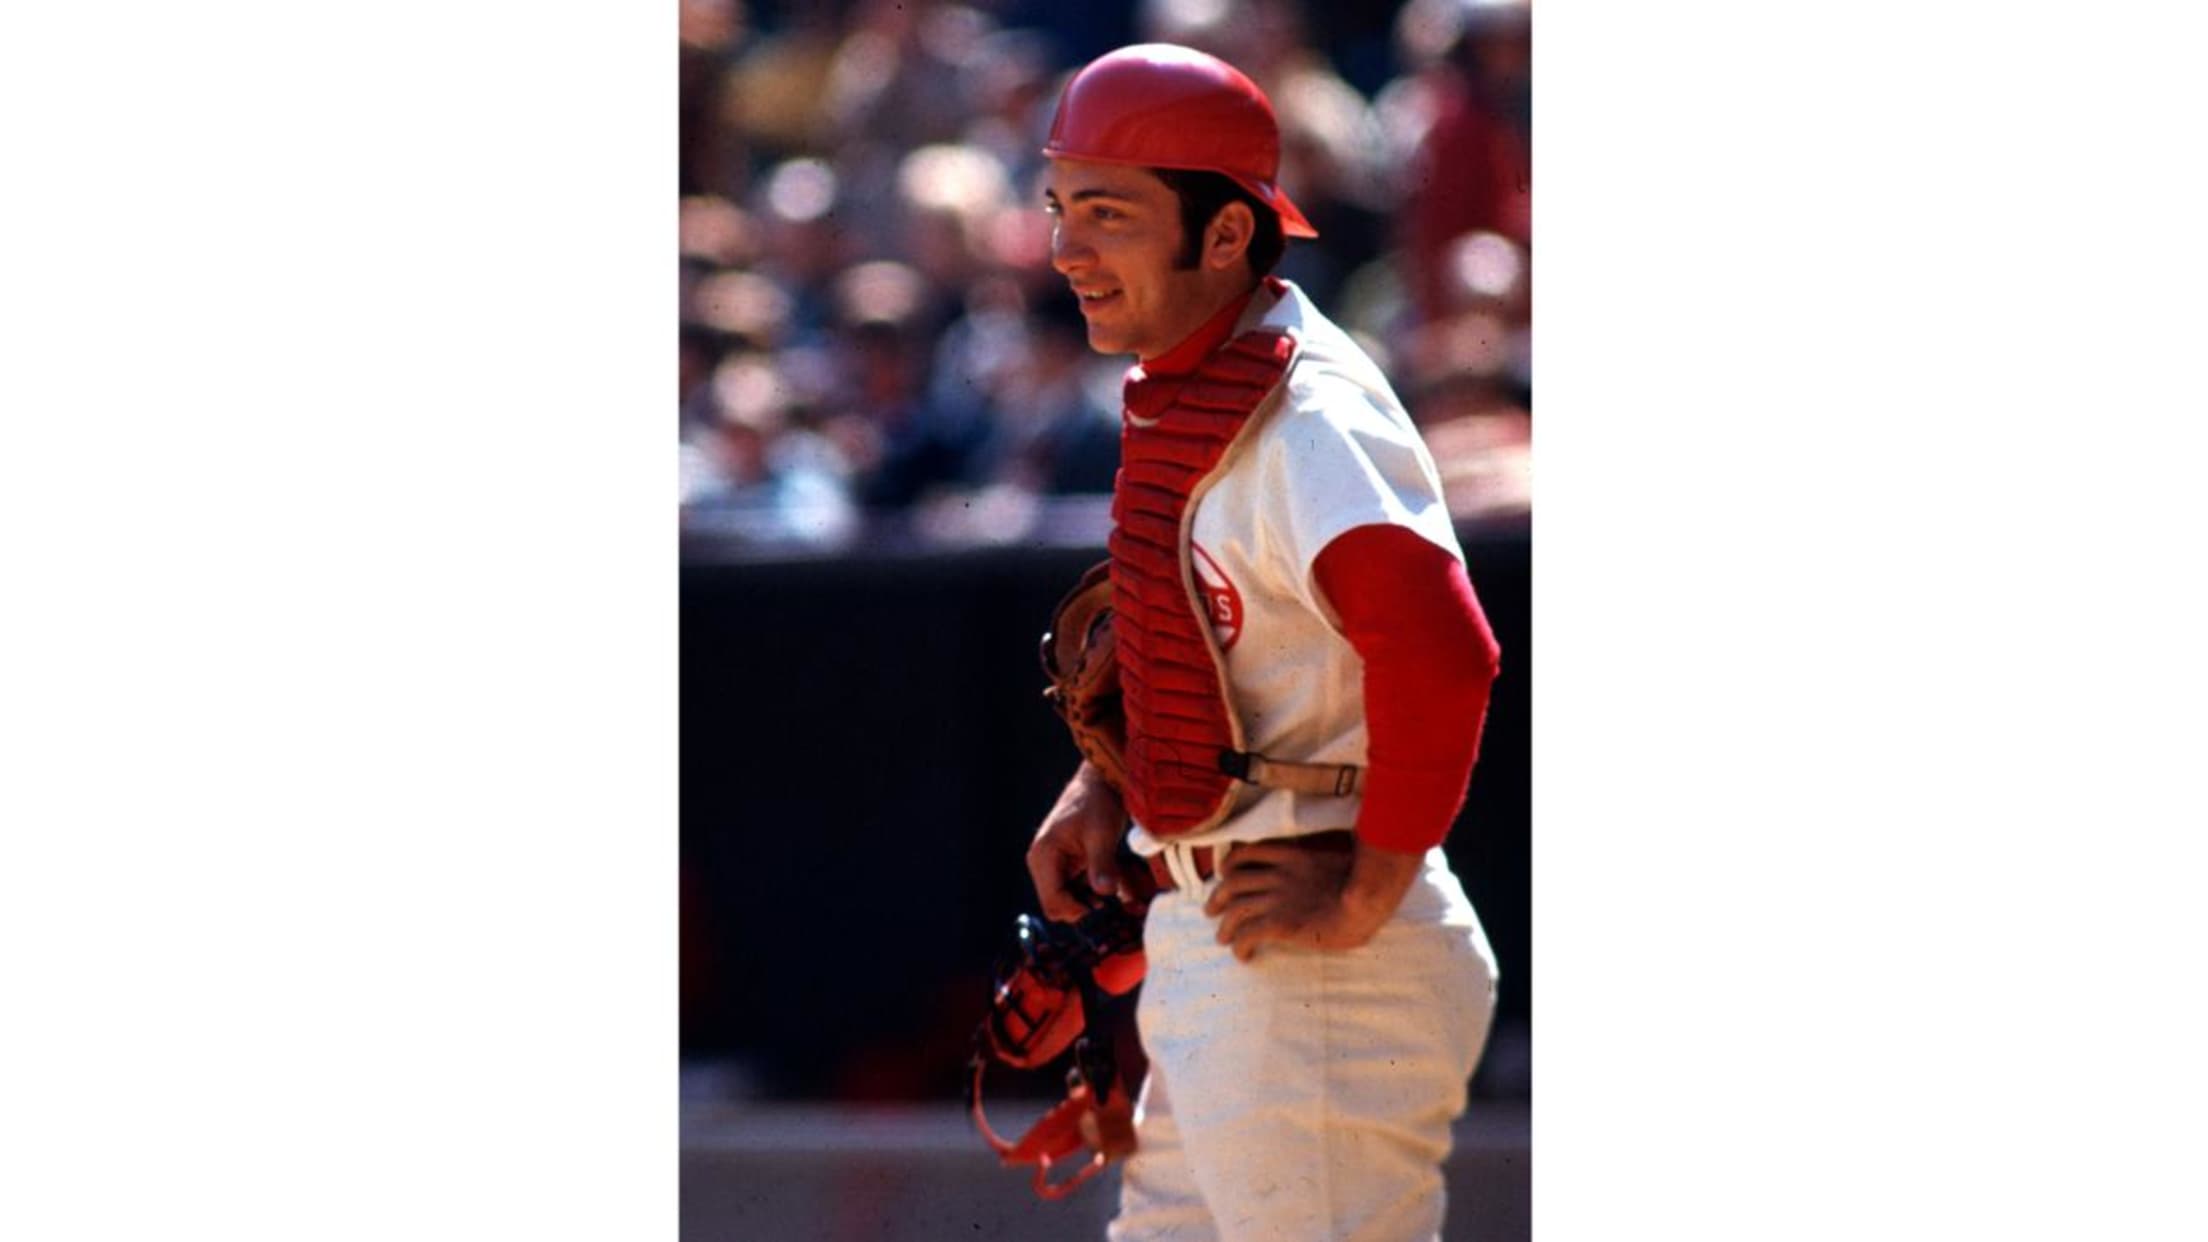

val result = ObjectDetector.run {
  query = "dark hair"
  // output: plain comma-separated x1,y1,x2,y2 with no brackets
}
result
1151,168,1287,277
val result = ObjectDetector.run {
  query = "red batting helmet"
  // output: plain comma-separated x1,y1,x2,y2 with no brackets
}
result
1042,43,1319,240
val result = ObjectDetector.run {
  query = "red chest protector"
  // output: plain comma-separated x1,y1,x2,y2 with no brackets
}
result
1108,329,1295,837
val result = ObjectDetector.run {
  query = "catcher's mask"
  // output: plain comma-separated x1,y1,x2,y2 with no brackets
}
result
969,902,1147,1198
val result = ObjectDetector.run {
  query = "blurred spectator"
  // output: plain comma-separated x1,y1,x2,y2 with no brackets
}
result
823,1,983,152
895,142,1012,311
721,4,843,163
984,290,1122,498
926,274,1026,433
1401,229,1533,520
1388,0,1532,322
751,157,851,341
680,0,753,201
955,28,1060,191
823,262,997,513
680,351,861,548
680,0,1533,552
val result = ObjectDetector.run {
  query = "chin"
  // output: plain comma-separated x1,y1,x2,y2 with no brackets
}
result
1085,324,1137,357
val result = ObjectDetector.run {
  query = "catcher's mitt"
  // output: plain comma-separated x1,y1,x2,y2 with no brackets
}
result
1040,560,1127,794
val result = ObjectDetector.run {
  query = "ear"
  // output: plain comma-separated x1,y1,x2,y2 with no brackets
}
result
1204,201,1256,272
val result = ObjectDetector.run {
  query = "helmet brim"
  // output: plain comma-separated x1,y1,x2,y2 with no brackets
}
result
1231,175,1320,240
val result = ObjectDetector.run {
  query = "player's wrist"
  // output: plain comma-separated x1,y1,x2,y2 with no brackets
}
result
1338,840,1422,929
1047,762,1121,824
1072,760,1124,807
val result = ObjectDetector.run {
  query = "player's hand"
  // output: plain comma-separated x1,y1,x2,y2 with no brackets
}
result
1027,763,1132,922
1203,838,1421,962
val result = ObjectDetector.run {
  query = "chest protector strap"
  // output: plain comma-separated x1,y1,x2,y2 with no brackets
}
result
1109,329,1296,837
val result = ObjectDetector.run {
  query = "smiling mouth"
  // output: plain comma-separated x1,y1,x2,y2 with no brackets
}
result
1075,289,1122,312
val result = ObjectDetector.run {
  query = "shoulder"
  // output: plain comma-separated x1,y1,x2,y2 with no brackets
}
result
1254,283,1418,444
1238,284,1461,567
1257,295,1426,471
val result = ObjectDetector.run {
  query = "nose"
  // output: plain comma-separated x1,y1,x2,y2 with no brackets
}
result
1050,223,1092,276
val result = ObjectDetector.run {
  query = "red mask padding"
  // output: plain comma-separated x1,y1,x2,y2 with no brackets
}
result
970,902,1149,1199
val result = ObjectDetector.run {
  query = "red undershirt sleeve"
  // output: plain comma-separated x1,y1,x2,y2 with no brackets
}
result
1311,523,1502,854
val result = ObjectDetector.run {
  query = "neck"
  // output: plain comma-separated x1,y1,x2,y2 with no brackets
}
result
1141,279,1264,376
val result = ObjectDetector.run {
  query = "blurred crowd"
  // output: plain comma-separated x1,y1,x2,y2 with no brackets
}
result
679,0,1531,554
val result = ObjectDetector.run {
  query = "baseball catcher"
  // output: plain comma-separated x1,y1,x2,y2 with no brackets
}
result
1006,42,1507,1242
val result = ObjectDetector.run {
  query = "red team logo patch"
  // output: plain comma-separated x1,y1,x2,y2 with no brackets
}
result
1191,542,1243,651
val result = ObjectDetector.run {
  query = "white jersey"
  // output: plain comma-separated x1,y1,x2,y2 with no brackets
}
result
1126,280,1464,857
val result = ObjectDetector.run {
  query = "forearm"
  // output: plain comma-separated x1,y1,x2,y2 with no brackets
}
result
1312,524,1501,854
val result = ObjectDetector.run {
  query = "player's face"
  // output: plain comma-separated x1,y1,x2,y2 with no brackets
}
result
1044,159,1218,361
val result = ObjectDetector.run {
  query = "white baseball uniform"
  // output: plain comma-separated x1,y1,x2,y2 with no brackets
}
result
1108,280,1499,1242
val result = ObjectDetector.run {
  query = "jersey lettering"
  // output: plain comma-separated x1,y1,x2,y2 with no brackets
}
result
1191,542,1243,652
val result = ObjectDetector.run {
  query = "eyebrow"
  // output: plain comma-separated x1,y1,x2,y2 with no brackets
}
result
1044,188,1140,207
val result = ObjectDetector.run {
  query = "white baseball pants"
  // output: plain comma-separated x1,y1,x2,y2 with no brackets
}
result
1107,846,1498,1242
